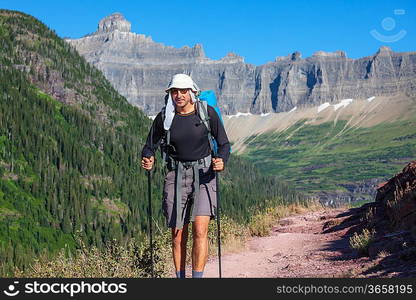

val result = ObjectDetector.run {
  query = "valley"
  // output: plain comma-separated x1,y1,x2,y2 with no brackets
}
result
224,94,416,204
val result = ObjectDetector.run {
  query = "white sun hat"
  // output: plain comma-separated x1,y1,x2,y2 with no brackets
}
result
164,74,200,130
165,73,200,93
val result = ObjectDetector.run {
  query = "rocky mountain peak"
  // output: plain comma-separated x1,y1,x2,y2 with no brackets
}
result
219,52,244,63
312,50,347,58
376,46,393,55
291,51,301,61
97,12,131,33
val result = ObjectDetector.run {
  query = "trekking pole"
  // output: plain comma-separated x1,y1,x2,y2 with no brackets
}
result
215,167,222,278
147,168,155,278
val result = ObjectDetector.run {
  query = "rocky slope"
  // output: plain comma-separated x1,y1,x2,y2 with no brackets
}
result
67,13,416,115
343,160,416,276
375,160,416,229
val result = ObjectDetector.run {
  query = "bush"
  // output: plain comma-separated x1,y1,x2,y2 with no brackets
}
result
349,228,376,256
207,214,248,254
248,202,319,237
15,233,172,278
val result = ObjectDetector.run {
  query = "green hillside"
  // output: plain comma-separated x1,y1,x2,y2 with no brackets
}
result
0,9,160,275
0,10,307,276
240,117,416,201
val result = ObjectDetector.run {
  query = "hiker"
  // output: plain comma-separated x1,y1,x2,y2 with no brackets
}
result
141,74,230,278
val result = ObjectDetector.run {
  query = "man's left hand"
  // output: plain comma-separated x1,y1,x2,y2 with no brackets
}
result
212,157,224,172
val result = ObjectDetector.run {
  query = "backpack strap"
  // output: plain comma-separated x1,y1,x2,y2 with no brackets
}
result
160,106,172,167
197,100,216,155
197,100,210,131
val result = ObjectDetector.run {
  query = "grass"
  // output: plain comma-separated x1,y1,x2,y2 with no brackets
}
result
349,228,376,256
247,201,320,237
15,231,173,278
241,118,416,199
348,199,373,208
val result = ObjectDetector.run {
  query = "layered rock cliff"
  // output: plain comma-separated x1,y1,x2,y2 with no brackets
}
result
67,13,416,115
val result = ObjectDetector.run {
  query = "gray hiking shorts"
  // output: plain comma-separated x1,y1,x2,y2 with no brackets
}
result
162,166,217,228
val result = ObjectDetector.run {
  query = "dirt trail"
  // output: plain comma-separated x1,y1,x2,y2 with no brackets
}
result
203,208,373,278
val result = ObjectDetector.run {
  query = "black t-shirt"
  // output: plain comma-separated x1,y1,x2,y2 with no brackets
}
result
141,104,230,163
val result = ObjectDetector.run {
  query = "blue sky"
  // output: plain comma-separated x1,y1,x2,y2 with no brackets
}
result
1,0,415,65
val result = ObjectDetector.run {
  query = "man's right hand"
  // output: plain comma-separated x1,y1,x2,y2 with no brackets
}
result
141,156,154,170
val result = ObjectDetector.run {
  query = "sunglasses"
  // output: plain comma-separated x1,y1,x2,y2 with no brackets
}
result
170,88,189,95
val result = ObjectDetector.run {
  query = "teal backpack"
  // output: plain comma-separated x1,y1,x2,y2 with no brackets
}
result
197,90,227,155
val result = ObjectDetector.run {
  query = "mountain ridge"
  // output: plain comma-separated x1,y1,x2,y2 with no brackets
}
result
67,13,416,115
225,93,416,152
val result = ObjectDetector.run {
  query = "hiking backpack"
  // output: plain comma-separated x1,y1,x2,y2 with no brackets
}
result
160,90,225,164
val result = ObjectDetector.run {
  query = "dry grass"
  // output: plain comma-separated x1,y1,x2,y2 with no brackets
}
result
209,215,248,254
349,228,376,256
324,218,343,228
377,250,391,259
15,200,322,278
15,232,173,278
248,200,322,237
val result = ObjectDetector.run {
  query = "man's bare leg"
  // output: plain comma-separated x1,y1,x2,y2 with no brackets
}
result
192,216,210,275
171,224,189,276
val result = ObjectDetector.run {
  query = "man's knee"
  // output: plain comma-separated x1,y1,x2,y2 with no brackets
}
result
172,228,188,246
193,226,208,240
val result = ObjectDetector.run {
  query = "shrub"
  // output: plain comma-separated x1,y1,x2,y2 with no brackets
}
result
15,233,172,278
349,228,376,256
